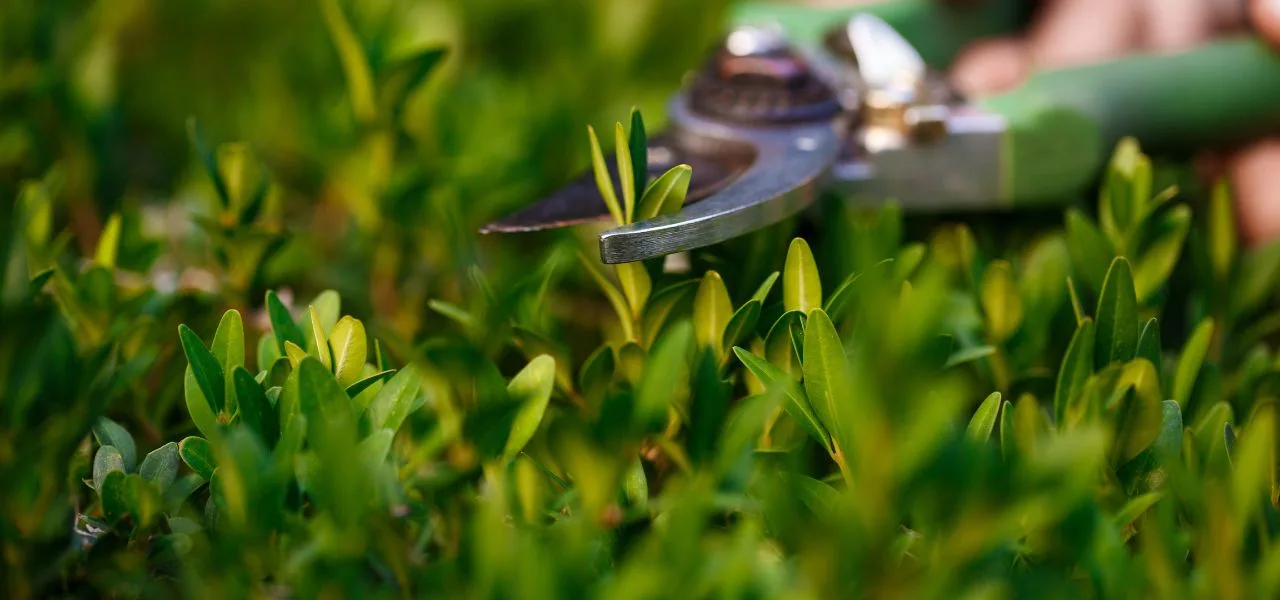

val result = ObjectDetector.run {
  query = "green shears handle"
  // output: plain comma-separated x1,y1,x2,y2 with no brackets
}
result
733,0,1280,204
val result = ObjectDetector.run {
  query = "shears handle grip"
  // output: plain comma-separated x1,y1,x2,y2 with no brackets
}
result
731,0,1030,67
982,38,1280,203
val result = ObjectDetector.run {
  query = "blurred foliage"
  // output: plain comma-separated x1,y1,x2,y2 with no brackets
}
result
7,0,1280,599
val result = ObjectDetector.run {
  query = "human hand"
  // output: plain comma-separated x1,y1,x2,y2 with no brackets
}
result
949,0,1280,245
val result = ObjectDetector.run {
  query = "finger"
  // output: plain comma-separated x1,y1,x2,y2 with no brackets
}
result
949,37,1029,95
1250,0,1280,47
1226,138,1280,246
1142,0,1213,51
1028,0,1142,67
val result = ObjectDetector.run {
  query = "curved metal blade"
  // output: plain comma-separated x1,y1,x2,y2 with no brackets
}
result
599,116,842,264
479,133,750,233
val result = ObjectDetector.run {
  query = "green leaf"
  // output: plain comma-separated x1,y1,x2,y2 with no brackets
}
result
641,279,698,347
1133,204,1190,301
580,252,635,341
234,367,279,447
308,307,332,369
1111,359,1165,464
310,290,341,334
284,341,308,367
751,271,780,305
329,316,368,387
1066,277,1087,324
347,369,395,399
184,368,220,439
722,300,762,355
139,442,179,493
100,471,129,523
358,429,395,471
94,213,121,267
1094,257,1140,369
1066,209,1113,293
999,400,1015,459
365,364,424,432
266,290,305,355
615,121,636,223
803,309,852,453
578,344,615,402
694,271,732,351
502,355,557,463
822,270,863,322
733,347,831,453
966,392,1002,443
1208,178,1237,281
636,164,692,221
1135,318,1162,379
616,261,651,319
765,311,806,378
784,238,822,313
629,108,647,205
1173,318,1214,409
981,260,1023,342
179,437,216,481
93,418,137,471
123,473,161,529
945,345,996,369
635,323,693,432
1113,491,1164,531
321,0,376,122
587,125,624,226
180,324,227,415
1055,318,1095,426
93,445,125,491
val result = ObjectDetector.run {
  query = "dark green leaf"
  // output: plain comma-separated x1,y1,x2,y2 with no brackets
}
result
139,442,179,493
346,369,395,398
180,324,226,415
234,367,279,447
803,309,853,453
93,445,125,491
93,418,137,471
1094,258,1140,369
365,363,424,432
722,300,762,355
1055,319,1095,425
1066,209,1113,293
1135,318,1162,379
628,108,647,203
100,471,129,523
266,290,305,355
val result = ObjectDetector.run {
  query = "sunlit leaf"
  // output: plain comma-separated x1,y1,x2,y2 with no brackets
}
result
784,238,822,313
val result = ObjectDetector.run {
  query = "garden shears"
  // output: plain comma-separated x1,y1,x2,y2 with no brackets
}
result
482,0,1280,264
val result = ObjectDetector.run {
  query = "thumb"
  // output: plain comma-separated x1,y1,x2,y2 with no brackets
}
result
1251,0,1280,46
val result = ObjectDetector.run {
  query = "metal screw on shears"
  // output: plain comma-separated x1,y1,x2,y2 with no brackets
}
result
842,15,950,147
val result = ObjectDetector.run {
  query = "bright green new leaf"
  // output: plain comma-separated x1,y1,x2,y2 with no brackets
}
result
284,341,308,368
981,260,1023,342
615,122,636,223
1112,491,1164,532
1208,179,1237,280
802,309,853,453
1110,359,1165,464
966,392,1002,443
179,436,216,481
1094,257,1140,369
139,442,179,493
694,271,731,351
587,125,624,226
93,445,125,491
1173,318,1214,409
365,363,424,432
636,164,692,221
1066,277,1087,324
616,261,651,319
580,252,635,341
93,417,137,471
94,213,121,268
501,355,557,463
784,238,822,313
329,316,368,387
1055,318,1095,425
184,368,220,439
266,290,305,354
311,290,341,336
309,307,332,369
